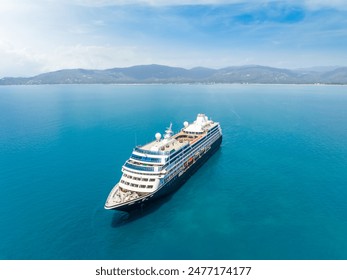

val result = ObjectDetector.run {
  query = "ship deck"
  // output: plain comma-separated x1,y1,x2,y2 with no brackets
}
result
105,184,148,208
140,130,207,153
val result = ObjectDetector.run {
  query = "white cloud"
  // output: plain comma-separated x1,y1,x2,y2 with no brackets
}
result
0,43,143,77
73,0,242,6
72,0,347,9
43,45,140,71
0,0,346,77
303,0,347,10
0,41,45,77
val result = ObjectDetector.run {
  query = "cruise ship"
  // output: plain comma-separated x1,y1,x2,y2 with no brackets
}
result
104,114,222,211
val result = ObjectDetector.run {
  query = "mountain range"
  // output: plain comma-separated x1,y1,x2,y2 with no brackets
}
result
1,64,347,85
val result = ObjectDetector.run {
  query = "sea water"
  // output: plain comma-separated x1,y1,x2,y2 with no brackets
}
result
0,84,347,260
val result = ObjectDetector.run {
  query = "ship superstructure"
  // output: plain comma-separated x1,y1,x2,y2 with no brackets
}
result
104,113,222,211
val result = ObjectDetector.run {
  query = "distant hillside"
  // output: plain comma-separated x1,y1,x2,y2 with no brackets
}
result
1,64,347,85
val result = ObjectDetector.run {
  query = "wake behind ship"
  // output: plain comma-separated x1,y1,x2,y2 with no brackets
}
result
104,114,222,211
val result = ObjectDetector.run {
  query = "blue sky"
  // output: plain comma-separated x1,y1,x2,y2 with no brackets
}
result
1,0,347,76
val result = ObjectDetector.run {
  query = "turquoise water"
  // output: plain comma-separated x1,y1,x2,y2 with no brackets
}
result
1,84,347,260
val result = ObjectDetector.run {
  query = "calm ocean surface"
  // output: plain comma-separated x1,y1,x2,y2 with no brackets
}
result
1,84,347,260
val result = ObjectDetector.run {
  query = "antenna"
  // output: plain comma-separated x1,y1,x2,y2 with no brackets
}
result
164,122,173,139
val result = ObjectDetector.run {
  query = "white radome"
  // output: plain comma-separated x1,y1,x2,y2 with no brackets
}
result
184,121,189,128
155,132,161,141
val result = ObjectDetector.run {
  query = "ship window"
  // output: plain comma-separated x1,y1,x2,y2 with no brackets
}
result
121,180,124,183
143,178,148,181
125,182,129,185
128,175,132,179
147,185,153,188
149,178,155,182
140,185,146,188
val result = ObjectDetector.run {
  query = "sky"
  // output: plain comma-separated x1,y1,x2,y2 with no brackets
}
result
0,0,347,77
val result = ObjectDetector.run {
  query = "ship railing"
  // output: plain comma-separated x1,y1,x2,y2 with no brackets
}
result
130,153,162,163
124,162,163,172
134,146,174,155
